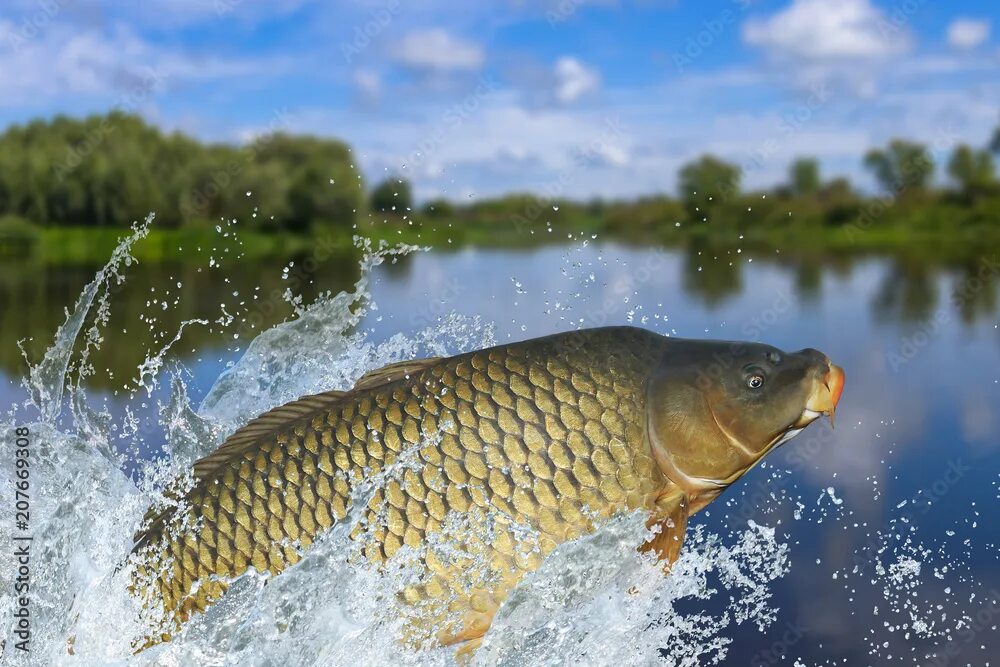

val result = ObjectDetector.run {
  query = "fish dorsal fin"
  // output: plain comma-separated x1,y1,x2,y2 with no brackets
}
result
132,389,349,553
352,357,443,392
191,389,348,481
132,362,441,553
186,360,441,483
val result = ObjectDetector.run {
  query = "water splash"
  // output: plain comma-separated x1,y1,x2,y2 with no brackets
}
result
0,226,901,666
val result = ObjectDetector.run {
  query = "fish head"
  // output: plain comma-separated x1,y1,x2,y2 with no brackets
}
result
646,339,845,491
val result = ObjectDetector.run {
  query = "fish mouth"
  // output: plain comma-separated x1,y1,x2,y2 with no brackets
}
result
769,361,844,451
794,361,845,429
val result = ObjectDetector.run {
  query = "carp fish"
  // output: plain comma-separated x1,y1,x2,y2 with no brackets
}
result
130,326,844,655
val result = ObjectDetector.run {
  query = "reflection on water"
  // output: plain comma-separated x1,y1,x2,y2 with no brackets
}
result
792,261,822,302
1,239,998,664
0,249,362,389
2,243,998,390
953,256,1000,325
680,240,744,307
872,258,940,323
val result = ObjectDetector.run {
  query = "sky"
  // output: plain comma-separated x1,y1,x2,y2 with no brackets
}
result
0,0,997,201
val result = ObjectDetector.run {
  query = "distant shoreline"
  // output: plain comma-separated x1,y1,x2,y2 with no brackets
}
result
1,112,998,267
3,213,1000,267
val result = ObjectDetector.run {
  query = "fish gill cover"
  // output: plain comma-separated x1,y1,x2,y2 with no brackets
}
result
0,217,995,666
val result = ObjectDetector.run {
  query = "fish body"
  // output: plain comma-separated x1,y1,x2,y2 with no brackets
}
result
131,326,844,652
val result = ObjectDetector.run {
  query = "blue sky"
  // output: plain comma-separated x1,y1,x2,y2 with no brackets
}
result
0,0,997,201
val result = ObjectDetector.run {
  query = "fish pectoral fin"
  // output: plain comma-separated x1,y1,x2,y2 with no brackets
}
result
639,491,690,570
439,622,489,665
437,599,499,660
439,620,490,648
454,637,484,663
352,357,444,392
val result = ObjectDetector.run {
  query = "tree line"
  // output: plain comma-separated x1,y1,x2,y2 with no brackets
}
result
2,112,999,246
0,112,364,233
666,133,997,222
405,124,1000,240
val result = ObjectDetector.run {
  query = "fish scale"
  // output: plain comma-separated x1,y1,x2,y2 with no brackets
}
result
132,327,670,646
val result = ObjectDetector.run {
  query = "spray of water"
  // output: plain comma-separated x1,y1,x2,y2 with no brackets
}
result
2,220,989,666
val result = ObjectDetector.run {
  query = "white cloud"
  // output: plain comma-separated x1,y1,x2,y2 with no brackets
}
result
947,19,990,50
391,28,484,72
279,60,999,202
743,0,909,62
291,91,637,200
96,0,314,28
353,69,382,104
5,0,994,203
0,23,283,107
553,57,600,104
961,395,997,445
741,0,912,96
0,24,149,102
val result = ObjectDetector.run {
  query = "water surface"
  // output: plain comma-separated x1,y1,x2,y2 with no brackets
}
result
1,238,998,665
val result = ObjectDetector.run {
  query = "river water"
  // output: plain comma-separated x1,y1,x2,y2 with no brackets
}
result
0,223,997,665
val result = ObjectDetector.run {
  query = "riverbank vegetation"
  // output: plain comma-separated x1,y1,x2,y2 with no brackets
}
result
1,112,998,262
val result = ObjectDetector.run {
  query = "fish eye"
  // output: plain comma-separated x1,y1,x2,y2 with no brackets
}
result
747,373,765,389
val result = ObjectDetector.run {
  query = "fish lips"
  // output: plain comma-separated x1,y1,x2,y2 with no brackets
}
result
793,361,845,430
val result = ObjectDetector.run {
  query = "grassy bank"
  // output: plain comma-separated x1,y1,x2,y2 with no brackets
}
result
3,111,999,267
663,220,1000,254
25,226,342,264
4,217,999,267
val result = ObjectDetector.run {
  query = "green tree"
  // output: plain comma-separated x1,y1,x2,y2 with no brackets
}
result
371,177,412,214
990,124,1000,153
604,196,684,233
677,155,741,221
0,113,363,231
253,133,363,232
789,157,821,196
947,144,996,200
818,177,860,225
421,198,454,218
863,139,934,194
